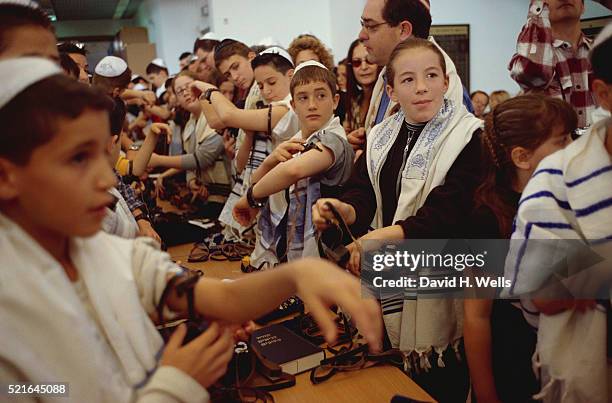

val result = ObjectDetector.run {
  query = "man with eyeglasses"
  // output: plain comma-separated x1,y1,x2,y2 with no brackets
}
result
348,0,472,152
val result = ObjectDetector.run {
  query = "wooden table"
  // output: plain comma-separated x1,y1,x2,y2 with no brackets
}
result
167,243,436,403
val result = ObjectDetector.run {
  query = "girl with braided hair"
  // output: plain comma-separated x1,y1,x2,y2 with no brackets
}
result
464,93,576,403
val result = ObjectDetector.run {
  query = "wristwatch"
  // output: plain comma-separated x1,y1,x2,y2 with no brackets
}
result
203,88,220,104
246,184,267,208
128,143,141,151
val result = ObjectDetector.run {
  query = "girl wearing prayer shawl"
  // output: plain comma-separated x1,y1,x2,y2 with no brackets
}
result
313,38,483,402
463,94,576,403
0,57,383,403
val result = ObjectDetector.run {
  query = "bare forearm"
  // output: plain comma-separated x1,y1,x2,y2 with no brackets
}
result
131,133,159,176
251,157,277,184
361,225,404,240
150,154,184,169
251,162,300,199
464,316,499,401
199,99,225,130
193,265,298,323
236,132,254,174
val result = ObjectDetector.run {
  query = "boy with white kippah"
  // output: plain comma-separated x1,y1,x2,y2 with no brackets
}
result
187,46,300,257
92,55,162,242
146,58,169,99
0,57,383,403
233,60,354,263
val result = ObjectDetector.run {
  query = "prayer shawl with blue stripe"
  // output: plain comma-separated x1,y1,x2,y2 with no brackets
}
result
366,99,482,370
257,117,346,264
503,118,612,403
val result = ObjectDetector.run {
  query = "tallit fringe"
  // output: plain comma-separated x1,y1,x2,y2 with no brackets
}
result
403,340,463,375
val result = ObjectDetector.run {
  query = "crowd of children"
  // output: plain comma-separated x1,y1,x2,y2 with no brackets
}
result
0,0,610,402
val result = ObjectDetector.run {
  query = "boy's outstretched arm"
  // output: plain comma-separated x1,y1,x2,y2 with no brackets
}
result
167,257,383,351
252,145,333,198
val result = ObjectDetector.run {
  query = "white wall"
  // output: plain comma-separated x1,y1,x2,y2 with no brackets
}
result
136,0,210,74
328,0,366,62
209,0,333,51
130,0,609,91
431,0,526,94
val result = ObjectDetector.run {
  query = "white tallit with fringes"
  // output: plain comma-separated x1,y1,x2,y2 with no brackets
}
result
366,99,482,368
0,213,186,402
503,118,612,403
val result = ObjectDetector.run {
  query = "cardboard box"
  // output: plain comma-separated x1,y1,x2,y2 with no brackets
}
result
117,27,149,44
122,43,157,77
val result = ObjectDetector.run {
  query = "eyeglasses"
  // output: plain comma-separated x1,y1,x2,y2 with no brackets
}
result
175,84,192,97
360,18,389,33
349,57,373,69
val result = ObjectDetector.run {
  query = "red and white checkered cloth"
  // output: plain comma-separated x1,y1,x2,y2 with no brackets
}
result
508,0,596,127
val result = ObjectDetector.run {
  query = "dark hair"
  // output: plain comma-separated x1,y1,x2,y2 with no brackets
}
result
0,74,113,165
145,63,168,76
250,44,267,54
344,39,382,131
193,38,219,54
0,4,53,53
290,65,337,97
109,97,127,136
179,51,192,61
382,0,431,39
591,34,612,84
470,90,489,103
59,52,80,79
214,38,251,68
385,38,446,86
287,34,334,70
251,52,294,75
57,42,87,56
474,94,577,237
92,66,132,95
131,75,147,85
165,76,175,91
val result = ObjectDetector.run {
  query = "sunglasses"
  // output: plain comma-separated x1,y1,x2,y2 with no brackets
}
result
349,57,374,69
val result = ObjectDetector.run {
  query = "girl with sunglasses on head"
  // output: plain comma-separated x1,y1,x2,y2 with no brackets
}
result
343,39,381,157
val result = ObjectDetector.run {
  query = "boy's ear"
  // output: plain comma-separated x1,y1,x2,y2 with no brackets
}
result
0,158,20,200
592,79,611,112
286,69,295,80
247,52,256,62
510,146,532,170
333,93,340,110
386,83,398,103
290,99,295,110
106,135,119,154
